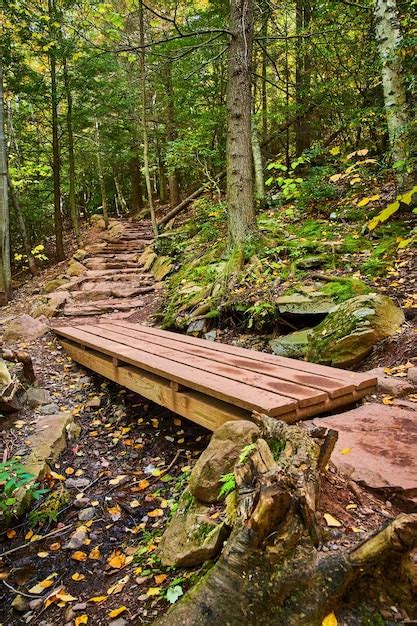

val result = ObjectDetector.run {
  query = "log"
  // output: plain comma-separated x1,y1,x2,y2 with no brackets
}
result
154,418,417,626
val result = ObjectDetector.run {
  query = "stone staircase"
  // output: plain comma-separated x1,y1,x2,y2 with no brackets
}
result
57,219,156,319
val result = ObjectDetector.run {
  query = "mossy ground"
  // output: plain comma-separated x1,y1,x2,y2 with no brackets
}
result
158,156,416,334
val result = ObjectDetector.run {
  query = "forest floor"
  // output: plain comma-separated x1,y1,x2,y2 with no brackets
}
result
1,170,417,625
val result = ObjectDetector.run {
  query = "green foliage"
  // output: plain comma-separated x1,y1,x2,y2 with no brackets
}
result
321,278,371,302
28,484,69,528
367,185,417,231
218,472,236,499
238,443,256,464
269,439,285,461
0,459,47,521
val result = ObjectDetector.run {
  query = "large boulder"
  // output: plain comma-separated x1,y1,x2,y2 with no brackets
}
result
307,294,405,368
158,489,229,567
276,292,335,316
189,420,260,503
152,256,173,281
3,315,48,342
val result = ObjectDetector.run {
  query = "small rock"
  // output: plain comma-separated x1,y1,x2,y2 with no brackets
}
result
12,595,28,612
73,497,90,510
85,396,101,408
73,249,88,262
78,506,96,521
407,367,417,385
73,603,87,611
204,330,217,342
64,527,87,549
377,377,414,397
40,403,60,415
66,477,90,489
26,387,52,408
109,619,128,626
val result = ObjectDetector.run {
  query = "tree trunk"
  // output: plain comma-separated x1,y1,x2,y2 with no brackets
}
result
226,0,256,248
251,118,264,201
63,57,79,244
138,2,158,238
164,60,180,209
95,119,109,229
295,0,312,156
156,133,167,204
154,417,417,626
0,57,11,304
48,0,64,261
130,157,144,211
374,0,412,188
7,175,38,276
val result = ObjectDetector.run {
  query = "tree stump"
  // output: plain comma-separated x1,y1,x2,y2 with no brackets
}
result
154,416,417,626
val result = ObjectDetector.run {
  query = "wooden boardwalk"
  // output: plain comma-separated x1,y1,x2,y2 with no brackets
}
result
54,322,377,431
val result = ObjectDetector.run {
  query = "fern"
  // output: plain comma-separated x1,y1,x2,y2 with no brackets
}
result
218,472,236,499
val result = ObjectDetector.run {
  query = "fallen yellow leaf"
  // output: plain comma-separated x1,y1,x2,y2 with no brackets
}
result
72,551,87,562
29,574,57,594
89,546,101,560
340,448,351,455
148,508,163,518
146,587,161,597
6,530,16,539
154,574,167,585
75,616,88,626
71,573,86,581
323,513,342,528
108,606,128,619
107,552,126,569
322,612,338,626
65,467,75,475
89,595,108,604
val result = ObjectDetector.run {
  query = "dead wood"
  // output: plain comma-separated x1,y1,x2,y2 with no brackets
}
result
1,349,36,383
153,418,417,626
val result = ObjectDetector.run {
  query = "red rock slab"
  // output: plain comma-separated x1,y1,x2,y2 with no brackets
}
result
306,403,417,492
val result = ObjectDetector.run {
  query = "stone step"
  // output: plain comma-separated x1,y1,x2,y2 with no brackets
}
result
71,284,154,302
62,296,145,316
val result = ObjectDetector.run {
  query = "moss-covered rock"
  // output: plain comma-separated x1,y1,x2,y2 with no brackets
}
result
152,256,173,281
67,260,85,277
189,420,260,503
307,294,405,367
269,329,312,359
158,488,228,567
44,277,68,294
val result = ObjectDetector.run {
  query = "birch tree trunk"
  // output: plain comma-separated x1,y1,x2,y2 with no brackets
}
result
0,57,11,304
138,2,158,237
374,0,412,188
226,0,256,249
251,118,264,201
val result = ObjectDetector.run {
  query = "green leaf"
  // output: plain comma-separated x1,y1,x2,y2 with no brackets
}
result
166,585,183,604
4,498,16,506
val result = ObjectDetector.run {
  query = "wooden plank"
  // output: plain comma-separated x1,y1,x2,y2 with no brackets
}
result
61,340,252,430
55,326,297,417
113,322,376,390
102,322,356,399
80,324,328,408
